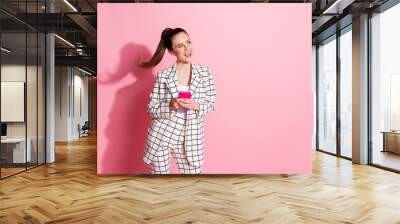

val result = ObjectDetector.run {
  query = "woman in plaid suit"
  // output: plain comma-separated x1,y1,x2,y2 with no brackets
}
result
140,27,216,174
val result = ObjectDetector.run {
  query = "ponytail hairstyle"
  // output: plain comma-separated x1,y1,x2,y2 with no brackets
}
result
139,27,188,68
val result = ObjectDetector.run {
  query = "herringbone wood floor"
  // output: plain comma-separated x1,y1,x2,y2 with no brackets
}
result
1,134,400,224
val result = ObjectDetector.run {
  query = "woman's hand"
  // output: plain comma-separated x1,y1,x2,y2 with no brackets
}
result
178,99,200,111
169,98,181,111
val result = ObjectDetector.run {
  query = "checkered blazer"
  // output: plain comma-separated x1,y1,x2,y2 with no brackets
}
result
143,62,216,167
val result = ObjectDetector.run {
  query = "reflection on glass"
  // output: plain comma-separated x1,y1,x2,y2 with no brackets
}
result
318,36,337,154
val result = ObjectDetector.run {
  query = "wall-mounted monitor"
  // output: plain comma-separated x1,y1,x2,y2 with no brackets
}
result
1,123,7,137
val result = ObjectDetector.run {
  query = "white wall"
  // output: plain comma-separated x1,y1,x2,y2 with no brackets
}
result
55,67,89,141
72,73,89,138
55,66,69,141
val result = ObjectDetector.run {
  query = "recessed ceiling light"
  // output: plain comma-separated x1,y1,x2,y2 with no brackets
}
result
322,0,354,15
1,47,11,53
63,0,78,12
78,67,93,76
54,34,75,48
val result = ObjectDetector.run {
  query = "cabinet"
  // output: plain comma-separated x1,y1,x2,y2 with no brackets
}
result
382,131,400,154
0,138,32,166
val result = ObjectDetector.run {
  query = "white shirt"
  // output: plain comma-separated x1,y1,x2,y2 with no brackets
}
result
176,84,190,118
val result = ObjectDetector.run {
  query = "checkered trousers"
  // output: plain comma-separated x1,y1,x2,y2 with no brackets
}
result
148,114,202,174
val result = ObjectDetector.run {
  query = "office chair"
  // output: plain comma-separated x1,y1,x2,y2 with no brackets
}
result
79,121,90,138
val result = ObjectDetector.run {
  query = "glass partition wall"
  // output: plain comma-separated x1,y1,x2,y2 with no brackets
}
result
0,1,46,179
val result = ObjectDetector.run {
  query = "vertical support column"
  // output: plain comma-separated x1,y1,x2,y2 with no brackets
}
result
46,0,55,163
352,14,369,164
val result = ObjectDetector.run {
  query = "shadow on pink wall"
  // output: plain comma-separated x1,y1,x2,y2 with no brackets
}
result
98,42,155,174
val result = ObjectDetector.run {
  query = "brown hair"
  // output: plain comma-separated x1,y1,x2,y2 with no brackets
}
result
139,27,188,68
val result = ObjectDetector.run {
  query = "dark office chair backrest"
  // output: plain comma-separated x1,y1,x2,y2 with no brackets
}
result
82,121,90,130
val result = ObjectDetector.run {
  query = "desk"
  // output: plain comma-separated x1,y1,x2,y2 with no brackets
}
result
1,138,32,163
381,131,400,154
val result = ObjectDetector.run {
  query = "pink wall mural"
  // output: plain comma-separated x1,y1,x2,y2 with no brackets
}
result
97,3,313,174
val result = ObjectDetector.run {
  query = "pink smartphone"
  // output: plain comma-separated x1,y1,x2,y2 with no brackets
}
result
178,91,192,99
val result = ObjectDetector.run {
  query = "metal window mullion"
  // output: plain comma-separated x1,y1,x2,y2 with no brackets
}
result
68,68,71,118
25,0,28,171
73,68,75,118
336,29,341,157
316,44,320,150
36,0,39,167
367,10,373,165
44,32,47,165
